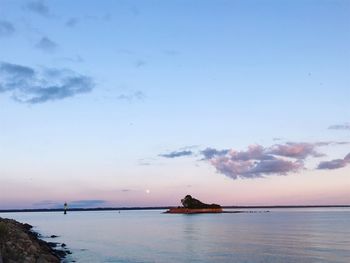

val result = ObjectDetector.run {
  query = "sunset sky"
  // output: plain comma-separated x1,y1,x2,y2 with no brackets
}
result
1,0,349,209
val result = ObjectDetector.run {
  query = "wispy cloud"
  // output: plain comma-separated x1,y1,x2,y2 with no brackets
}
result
160,150,193,158
328,123,350,130
273,137,283,141
0,61,94,104
179,145,200,151
0,20,15,37
138,157,156,166
25,0,50,17
65,17,79,27
117,90,145,101
164,50,179,56
35,37,57,52
117,49,134,55
139,161,151,166
55,55,84,63
84,13,111,22
317,153,350,170
135,60,147,68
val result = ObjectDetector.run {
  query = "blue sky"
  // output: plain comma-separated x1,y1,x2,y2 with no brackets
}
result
0,0,349,208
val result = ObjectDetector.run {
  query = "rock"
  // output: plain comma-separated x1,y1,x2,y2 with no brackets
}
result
50,235,59,238
37,254,60,263
47,242,59,248
22,223,32,231
54,249,67,258
28,244,37,253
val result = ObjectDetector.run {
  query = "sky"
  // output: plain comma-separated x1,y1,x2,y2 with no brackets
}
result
0,0,349,209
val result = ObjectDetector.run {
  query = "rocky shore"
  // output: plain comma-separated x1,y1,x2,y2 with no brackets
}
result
0,217,70,263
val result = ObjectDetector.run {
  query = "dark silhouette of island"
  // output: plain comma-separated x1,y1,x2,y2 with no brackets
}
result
181,195,221,209
166,195,223,214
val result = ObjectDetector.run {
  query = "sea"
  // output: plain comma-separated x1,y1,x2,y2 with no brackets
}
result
1,208,350,263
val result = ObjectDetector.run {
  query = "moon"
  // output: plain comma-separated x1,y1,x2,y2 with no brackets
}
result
146,189,150,194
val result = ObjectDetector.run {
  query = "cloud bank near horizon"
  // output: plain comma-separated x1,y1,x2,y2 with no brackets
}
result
0,62,94,104
33,199,107,208
69,199,107,208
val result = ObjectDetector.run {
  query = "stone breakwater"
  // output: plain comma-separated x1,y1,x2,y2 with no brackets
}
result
0,217,70,263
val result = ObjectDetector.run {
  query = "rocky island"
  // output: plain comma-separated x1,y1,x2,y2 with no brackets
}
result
166,195,223,214
0,217,69,263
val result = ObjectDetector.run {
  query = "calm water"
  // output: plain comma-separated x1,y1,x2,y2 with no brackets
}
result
1,208,350,263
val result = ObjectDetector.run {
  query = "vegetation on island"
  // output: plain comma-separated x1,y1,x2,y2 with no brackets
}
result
181,195,222,209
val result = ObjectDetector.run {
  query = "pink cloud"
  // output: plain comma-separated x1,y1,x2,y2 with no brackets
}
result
267,142,324,159
202,142,326,179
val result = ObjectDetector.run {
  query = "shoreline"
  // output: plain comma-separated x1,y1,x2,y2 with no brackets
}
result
0,205,349,213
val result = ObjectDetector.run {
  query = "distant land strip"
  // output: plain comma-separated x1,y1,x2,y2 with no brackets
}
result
0,205,349,213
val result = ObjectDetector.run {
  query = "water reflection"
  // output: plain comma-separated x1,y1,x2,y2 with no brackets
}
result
1,208,350,263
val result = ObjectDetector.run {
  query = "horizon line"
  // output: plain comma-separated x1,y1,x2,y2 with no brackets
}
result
1,204,350,213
